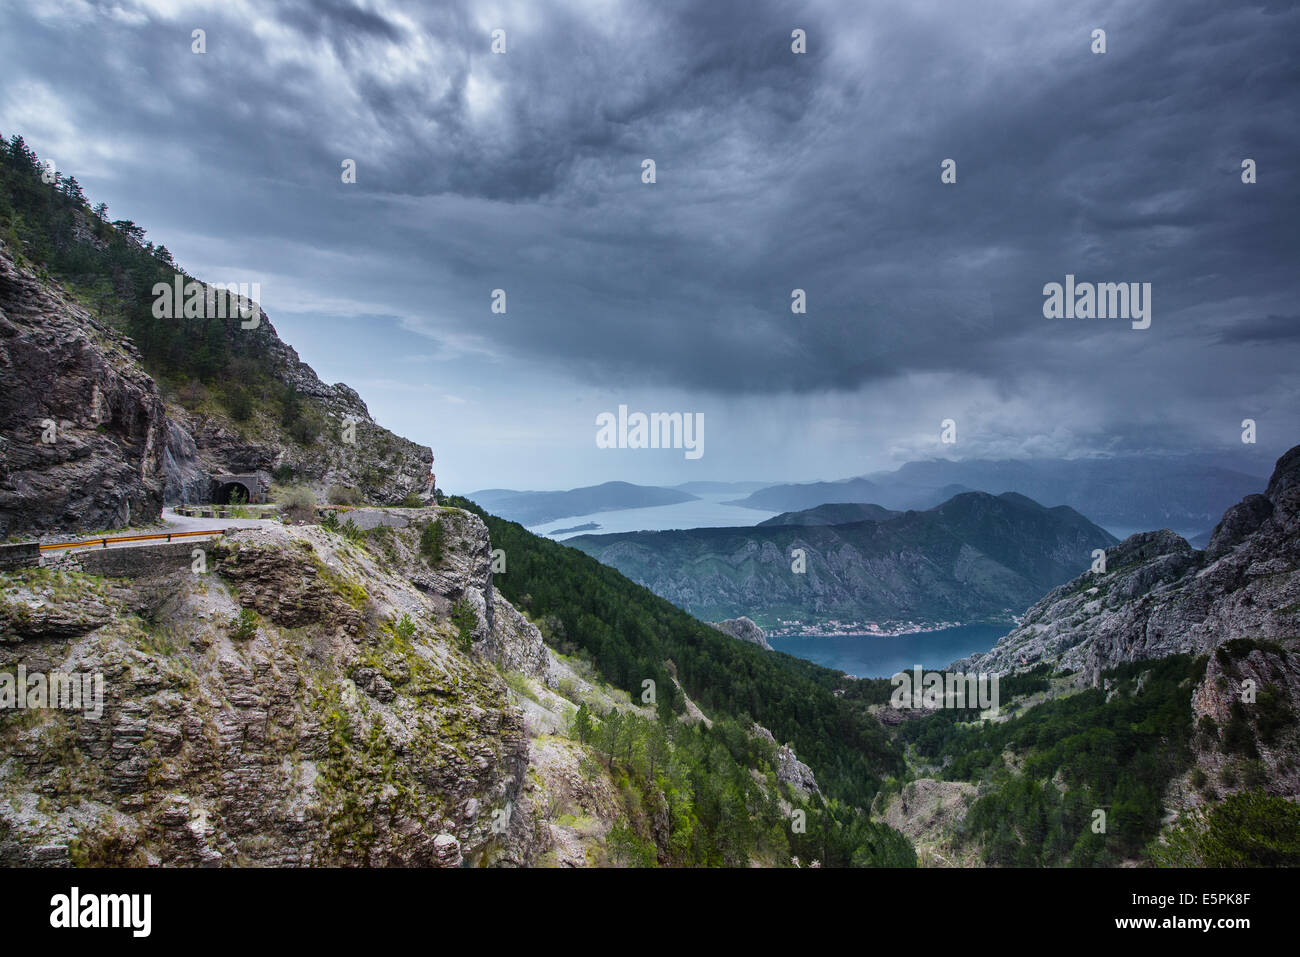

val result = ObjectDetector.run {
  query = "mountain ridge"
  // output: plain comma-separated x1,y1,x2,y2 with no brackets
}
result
727,456,1267,533
467,480,698,526
0,136,433,537
953,443,1300,680
568,489,1118,628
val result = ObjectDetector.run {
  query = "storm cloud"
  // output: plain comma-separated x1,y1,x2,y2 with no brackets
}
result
2,0,1295,489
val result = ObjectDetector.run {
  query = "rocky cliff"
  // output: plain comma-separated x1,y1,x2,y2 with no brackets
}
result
0,249,170,537
955,444,1300,681
1185,637,1300,804
0,239,433,536
0,506,556,866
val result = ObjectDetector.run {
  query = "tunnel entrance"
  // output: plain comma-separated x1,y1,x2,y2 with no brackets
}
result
213,482,249,505
209,471,270,505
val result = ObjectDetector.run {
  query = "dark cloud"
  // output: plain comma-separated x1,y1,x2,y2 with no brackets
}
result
1216,314,1300,345
278,0,407,45
1,0,1296,485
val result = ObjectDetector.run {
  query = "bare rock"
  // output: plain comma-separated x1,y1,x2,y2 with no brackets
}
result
954,444,1300,680
0,248,168,536
711,616,773,651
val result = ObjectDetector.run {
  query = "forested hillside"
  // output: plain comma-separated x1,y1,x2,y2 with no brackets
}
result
0,133,288,424
451,496,904,809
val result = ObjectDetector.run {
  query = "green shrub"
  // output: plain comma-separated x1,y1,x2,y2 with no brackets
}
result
419,520,445,567
1221,701,1258,757
1152,790,1300,867
230,607,259,640
225,388,253,422
450,598,477,652
1255,688,1295,745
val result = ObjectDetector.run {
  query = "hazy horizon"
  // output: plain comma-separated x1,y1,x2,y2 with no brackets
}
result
463,446,1278,497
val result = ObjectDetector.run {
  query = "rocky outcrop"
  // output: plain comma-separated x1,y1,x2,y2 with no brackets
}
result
166,396,434,507
1205,494,1273,561
0,242,433,534
954,444,1300,681
775,744,819,796
162,419,209,505
1186,638,1300,802
158,299,434,507
408,507,551,683
0,521,542,867
0,249,168,536
711,616,772,651
752,723,819,796
0,570,117,642
874,778,979,868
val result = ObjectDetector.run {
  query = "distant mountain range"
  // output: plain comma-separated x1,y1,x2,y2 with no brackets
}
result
727,456,1265,533
471,455,1265,536
672,480,773,495
468,481,697,526
567,491,1117,628
758,503,899,527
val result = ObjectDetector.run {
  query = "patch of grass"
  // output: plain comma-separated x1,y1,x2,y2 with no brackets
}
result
504,671,539,703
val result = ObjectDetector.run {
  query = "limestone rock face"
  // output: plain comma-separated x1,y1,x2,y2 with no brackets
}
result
0,249,168,536
954,445,1300,681
711,616,773,651
0,523,543,867
156,296,432,506
1205,494,1273,561
405,507,550,683
0,245,432,531
162,419,211,506
166,396,434,507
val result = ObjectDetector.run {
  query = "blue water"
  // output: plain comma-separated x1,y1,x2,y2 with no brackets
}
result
768,624,1009,678
533,492,777,540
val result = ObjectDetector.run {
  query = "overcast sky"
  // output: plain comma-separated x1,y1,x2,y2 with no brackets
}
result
3,0,1296,491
